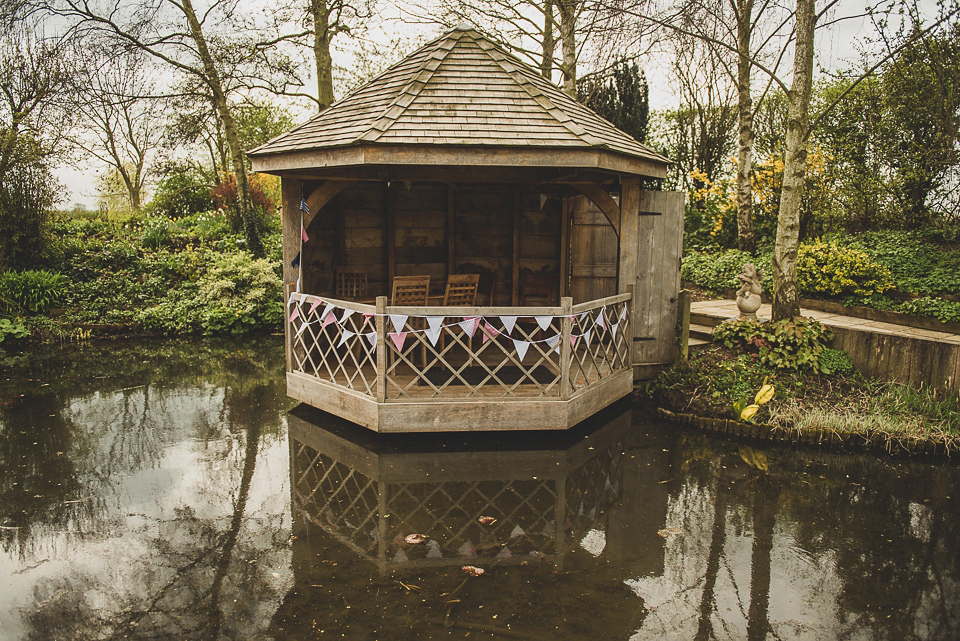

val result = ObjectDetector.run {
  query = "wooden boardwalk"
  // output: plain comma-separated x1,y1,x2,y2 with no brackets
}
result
691,299,960,393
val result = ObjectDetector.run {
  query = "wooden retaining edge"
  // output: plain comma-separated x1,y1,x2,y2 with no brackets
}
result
655,407,959,460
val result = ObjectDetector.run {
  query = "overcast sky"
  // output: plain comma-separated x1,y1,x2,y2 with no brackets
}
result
52,3,898,209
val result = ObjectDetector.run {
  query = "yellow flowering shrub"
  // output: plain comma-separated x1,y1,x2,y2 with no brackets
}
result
796,240,894,298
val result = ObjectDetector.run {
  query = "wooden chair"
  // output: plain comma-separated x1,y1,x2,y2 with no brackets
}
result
335,268,367,301
391,275,430,306
442,273,479,306
520,272,557,307
390,275,430,367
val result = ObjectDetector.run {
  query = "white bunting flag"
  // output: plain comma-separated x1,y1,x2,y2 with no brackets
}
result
320,303,334,321
295,320,309,337
459,316,480,337
546,335,561,353
583,329,592,344
390,314,408,334
611,321,620,336
340,308,355,323
535,316,552,331
426,316,444,346
389,332,408,352
620,306,627,320
513,339,530,361
578,311,590,323
595,312,606,329
338,329,355,347
365,331,377,348
500,315,517,335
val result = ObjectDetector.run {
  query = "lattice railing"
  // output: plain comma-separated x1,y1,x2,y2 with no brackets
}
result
286,291,632,402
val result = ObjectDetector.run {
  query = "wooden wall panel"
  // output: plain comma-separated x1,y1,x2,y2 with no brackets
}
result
569,195,618,304
454,185,514,304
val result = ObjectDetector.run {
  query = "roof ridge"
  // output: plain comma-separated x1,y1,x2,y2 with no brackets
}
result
356,29,466,144
474,35,607,147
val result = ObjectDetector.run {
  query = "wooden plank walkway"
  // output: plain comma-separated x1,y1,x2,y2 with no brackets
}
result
691,299,960,392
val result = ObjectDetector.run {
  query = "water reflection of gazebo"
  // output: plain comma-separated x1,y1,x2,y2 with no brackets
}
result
250,25,682,433
287,402,669,575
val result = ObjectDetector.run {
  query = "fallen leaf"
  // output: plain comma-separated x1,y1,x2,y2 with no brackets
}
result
462,565,485,576
405,533,427,544
478,516,497,525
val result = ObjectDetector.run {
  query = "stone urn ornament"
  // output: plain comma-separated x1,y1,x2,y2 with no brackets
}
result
736,263,764,320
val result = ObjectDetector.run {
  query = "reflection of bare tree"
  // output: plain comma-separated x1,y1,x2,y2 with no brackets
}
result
694,475,727,641
746,479,778,641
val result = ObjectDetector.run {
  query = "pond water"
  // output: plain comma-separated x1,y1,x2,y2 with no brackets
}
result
1,337,958,640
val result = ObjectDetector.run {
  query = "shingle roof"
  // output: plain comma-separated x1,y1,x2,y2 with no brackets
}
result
249,26,669,167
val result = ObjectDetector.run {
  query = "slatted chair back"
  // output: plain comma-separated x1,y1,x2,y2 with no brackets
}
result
391,275,430,306
336,268,367,300
519,272,556,307
443,273,479,306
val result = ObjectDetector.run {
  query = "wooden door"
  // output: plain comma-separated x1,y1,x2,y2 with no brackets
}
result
567,195,619,304
632,191,684,373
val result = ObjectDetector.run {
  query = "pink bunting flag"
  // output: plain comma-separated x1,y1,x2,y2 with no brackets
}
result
481,321,499,344
363,312,374,326
308,298,323,316
322,314,337,328
513,339,530,362
289,307,300,323
389,332,408,352
570,335,579,349
301,223,309,242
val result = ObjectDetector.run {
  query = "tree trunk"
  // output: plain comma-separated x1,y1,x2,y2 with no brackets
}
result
557,0,577,97
541,0,555,80
310,0,335,110
735,0,756,254
771,0,814,321
181,0,264,257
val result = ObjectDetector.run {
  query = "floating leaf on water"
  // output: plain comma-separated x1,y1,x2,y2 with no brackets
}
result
462,565,485,576
405,533,427,544
755,384,775,405
738,446,769,472
478,516,497,525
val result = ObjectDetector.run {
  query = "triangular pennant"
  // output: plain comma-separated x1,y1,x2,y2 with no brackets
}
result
583,329,592,344
322,313,337,328
570,335,579,349
289,307,299,323
362,312,374,326
514,339,530,361
287,294,296,308
308,298,323,316
340,308,355,323
578,311,590,323
500,316,517,334
301,223,309,242
390,314,408,333
611,321,620,336
620,306,627,320
389,332,408,352
459,316,479,337
546,335,560,349
595,312,606,329
320,303,334,321
482,329,492,344
482,321,500,337
295,320,309,337
535,316,552,331
425,316,444,346
338,329,355,347
365,331,377,347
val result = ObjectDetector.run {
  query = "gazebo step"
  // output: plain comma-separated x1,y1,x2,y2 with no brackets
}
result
689,323,715,341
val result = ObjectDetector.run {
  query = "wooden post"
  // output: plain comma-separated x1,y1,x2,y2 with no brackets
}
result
281,177,302,287
284,282,294,373
376,296,387,402
561,296,572,400
447,183,455,276
678,289,691,362
512,187,521,305
560,196,571,299
619,178,640,295
386,184,396,285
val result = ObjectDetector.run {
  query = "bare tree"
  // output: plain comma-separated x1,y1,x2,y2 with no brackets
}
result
70,49,166,212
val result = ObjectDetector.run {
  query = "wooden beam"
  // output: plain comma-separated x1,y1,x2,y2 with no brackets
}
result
386,184,396,286
572,182,621,237
447,183,455,275
619,178,640,297
512,187,521,305
304,180,355,228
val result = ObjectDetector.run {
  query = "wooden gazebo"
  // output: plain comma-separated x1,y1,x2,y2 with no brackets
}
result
249,25,682,433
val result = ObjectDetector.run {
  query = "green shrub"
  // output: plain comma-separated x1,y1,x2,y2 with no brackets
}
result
0,270,65,314
818,347,854,375
0,317,29,342
141,217,173,248
713,316,835,373
897,297,960,324
796,240,894,300
681,250,773,291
